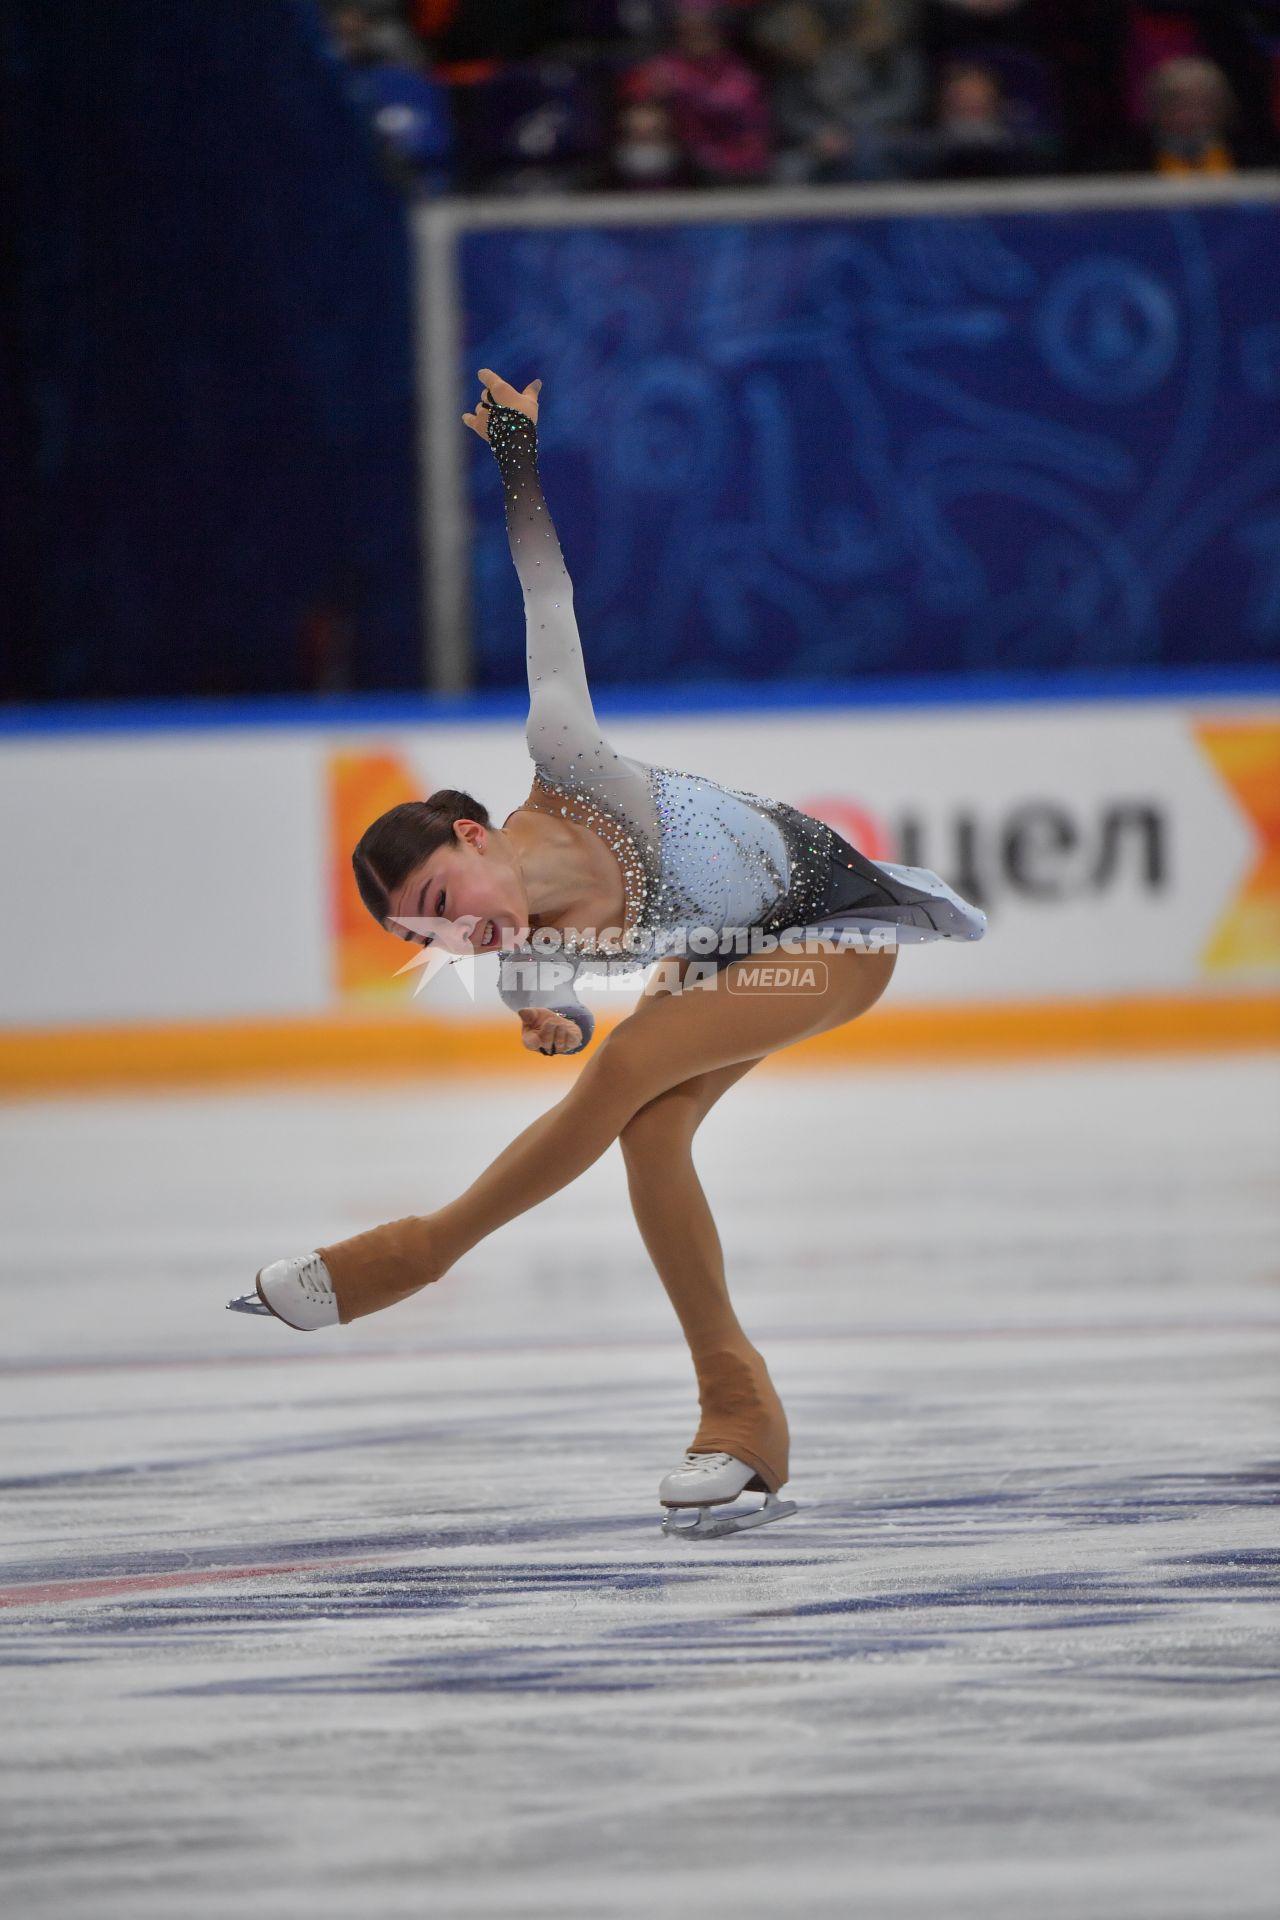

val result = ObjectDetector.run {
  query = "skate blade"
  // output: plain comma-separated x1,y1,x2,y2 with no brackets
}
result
661,1493,798,1540
226,1270,317,1329
226,1291,273,1316
227,1272,287,1321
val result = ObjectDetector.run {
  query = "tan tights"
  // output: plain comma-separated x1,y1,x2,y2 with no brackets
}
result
619,1054,785,1488
317,945,899,1493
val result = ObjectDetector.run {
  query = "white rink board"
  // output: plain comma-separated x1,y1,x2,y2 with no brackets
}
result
0,734,331,1025
0,694,1273,1030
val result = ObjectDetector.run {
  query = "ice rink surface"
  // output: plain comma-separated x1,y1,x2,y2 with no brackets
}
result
2,1053,1278,1919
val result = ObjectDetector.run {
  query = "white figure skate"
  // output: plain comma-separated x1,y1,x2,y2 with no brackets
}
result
226,1253,339,1331
659,1451,798,1540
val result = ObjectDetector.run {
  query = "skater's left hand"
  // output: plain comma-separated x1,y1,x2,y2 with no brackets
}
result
463,368,541,442
517,1007,583,1055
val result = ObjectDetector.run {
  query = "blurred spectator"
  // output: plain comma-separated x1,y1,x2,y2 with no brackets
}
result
1123,5,1279,162
761,1,926,185
921,0,1063,151
331,5,455,194
585,97,706,188
894,55,1052,177
1122,56,1257,173
627,6,773,183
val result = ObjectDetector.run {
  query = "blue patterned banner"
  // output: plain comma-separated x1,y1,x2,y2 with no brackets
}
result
462,203,1280,688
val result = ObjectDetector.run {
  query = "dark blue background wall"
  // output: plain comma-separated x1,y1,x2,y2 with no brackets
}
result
463,203,1280,687
0,0,421,701
4,4,1278,713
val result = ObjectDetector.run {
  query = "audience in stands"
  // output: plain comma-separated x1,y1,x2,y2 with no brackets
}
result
625,8,774,184
327,0,1280,195
760,1,926,184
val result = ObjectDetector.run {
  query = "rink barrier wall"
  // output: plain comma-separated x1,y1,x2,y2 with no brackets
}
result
1,683,1277,1091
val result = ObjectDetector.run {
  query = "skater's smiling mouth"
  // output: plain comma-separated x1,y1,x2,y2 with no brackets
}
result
391,915,506,954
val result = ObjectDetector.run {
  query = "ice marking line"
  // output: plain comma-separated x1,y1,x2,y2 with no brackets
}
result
0,1545,805,1610
0,1552,393,1608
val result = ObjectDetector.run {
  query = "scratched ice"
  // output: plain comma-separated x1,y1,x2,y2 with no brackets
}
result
1,1055,1278,1919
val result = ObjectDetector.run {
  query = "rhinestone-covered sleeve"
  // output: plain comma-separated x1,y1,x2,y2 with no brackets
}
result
495,947,595,1055
486,400,633,792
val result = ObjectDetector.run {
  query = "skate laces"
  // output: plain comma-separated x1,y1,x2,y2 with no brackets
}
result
681,1451,734,1472
294,1255,334,1302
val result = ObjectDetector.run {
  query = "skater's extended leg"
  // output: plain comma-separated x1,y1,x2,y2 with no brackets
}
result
619,1057,792,1492
317,945,898,1322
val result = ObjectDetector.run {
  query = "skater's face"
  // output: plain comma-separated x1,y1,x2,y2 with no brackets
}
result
384,820,529,957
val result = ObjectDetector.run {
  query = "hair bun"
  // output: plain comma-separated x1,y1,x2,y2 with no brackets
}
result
426,788,491,826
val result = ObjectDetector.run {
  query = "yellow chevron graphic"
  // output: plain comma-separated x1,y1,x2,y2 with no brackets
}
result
1195,719,1280,974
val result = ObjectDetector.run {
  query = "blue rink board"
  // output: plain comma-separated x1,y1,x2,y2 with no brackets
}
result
461,202,1280,687
1,663,1277,737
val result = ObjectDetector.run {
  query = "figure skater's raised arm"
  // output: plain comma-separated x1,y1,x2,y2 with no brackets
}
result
464,368,629,791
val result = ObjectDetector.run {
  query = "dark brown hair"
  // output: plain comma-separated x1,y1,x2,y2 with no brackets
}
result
352,789,491,925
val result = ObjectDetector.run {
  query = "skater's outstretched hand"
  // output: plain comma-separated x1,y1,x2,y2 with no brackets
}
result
518,1007,583,1056
463,368,541,442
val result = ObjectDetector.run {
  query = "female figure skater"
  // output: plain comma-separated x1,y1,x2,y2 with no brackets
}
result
228,369,986,1538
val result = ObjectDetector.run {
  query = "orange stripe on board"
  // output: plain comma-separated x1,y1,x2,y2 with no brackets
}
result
1,994,1277,1096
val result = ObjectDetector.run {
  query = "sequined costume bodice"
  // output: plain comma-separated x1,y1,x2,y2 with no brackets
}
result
485,399,984,1051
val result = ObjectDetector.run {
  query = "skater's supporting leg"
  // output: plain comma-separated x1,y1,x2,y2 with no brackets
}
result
621,1057,761,1358
318,945,898,1322
619,1057,792,1492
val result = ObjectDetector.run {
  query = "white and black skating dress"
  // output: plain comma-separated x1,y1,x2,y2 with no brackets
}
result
486,399,986,1053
